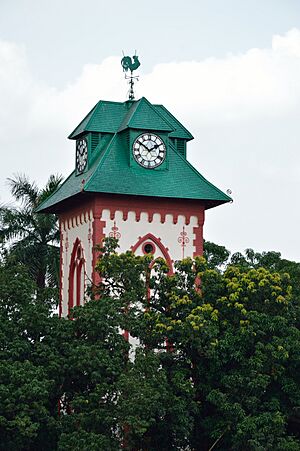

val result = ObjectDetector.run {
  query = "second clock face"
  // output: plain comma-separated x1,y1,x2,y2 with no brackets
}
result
76,138,88,173
133,133,166,169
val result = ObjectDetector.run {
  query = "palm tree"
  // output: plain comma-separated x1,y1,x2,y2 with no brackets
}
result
0,174,63,289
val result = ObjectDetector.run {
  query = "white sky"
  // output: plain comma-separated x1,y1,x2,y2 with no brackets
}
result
0,0,300,261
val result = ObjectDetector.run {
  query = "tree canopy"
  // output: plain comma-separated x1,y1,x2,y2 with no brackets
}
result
0,236,299,450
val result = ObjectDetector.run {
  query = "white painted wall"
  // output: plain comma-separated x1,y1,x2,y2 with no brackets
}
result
101,209,198,262
60,207,201,316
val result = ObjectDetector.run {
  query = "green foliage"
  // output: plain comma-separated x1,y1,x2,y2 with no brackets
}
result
0,237,299,450
230,247,300,299
0,174,62,291
0,263,59,450
204,239,230,269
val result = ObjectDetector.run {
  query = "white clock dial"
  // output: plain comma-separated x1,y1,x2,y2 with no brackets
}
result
132,133,166,168
76,138,88,173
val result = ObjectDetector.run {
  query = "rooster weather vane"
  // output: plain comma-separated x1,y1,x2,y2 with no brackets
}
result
121,52,141,100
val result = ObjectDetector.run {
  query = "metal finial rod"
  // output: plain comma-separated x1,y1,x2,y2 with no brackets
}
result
129,73,135,100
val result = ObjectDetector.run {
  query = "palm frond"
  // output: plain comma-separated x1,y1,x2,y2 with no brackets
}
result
37,174,63,206
7,174,39,208
1,174,63,289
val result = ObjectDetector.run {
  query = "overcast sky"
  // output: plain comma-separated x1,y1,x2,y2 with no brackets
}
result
1,0,300,261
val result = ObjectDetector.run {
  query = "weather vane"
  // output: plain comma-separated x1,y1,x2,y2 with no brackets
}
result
121,51,141,100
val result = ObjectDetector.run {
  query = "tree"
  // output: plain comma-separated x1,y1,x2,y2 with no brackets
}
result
0,262,62,450
0,174,62,290
137,256,300,450
88,240,299,450
0,237,299,450
230,248,300,299
203,239,230,270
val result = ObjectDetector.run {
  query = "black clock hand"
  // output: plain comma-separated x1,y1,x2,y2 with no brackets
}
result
139,142,151,152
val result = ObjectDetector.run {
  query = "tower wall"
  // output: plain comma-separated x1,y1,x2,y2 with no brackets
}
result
59,194,205,317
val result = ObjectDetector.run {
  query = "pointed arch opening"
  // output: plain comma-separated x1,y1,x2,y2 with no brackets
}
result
68,238,86,315
131,233,173,275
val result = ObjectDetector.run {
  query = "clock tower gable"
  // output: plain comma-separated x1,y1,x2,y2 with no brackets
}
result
36,97,231,213
118,97,174,133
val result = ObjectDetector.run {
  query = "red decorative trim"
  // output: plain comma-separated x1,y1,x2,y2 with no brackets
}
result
193,210,205,257
109,220,121,239
72,193,206,226
65,232,69,253
178,225,190,259
60,198,94,226
59,223,63,318
77,258,84,307
88,221,92,245
93,198,106,287
68,245,75,315
68,238,86,315
132,233,173,275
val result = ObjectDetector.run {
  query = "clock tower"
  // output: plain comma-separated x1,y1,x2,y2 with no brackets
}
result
37,96,231,317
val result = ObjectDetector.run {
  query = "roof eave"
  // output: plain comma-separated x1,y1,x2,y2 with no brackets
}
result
36,191,90,214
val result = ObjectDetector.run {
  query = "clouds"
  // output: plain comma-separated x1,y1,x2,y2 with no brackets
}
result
141,28,300,125
0,29,300,259
273,28,300,57
2,28,300,134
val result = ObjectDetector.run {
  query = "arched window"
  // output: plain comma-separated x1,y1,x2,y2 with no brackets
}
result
131,233,173,275
68,239,86,315
131,233,174,352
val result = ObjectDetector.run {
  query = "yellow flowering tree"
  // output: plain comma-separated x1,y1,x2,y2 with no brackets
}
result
135,253,300,450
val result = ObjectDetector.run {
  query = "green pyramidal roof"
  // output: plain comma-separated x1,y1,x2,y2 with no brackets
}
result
37,97,231,213
68,97,192,140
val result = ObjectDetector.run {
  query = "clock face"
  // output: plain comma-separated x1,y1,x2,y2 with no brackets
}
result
132,133,166,169
76,138,88,173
